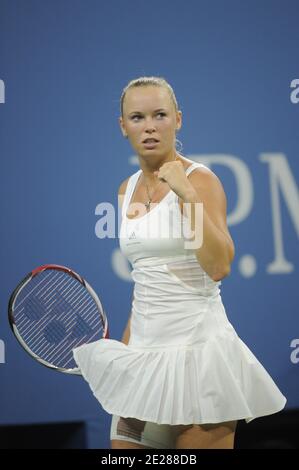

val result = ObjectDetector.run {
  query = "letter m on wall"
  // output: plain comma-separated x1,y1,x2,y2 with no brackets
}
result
260,153,299,274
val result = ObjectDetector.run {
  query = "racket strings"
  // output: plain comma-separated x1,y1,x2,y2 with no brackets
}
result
13,269,103,370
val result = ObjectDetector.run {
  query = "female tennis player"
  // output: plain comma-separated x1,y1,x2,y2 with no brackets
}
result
73,76,286,449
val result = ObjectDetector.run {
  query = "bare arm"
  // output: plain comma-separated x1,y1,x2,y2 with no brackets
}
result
180,167,235,282
121,290,134,345
118,175,132,346
121,314,131,345
154,161,234,282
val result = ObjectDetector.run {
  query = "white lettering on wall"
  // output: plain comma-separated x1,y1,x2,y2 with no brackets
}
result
260,153,298,273
0,79,5,104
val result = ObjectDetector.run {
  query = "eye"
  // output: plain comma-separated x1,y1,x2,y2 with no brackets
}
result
131,115,142,121
156,112,166,118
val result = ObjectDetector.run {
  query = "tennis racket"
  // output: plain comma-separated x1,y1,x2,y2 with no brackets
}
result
8,264,108,375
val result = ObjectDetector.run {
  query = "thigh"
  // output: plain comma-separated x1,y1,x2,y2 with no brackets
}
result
174,421,238,449
110,415,152,449
110,415,176,449
111,439,152,449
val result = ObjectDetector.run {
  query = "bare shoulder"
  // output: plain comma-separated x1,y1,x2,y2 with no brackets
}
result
187,164,227,198
188,164,221,185
180,162,231,237
179,158,220,188
118,176,131,195
118,176,131,210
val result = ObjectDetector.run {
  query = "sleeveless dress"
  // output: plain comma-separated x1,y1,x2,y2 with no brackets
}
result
73,159,286,425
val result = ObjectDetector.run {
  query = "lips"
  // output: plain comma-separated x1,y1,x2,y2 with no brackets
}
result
142,138,159,149
143,139,159,148
143,138,159,143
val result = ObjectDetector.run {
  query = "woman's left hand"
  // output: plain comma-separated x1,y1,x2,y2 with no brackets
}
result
154,160,195,200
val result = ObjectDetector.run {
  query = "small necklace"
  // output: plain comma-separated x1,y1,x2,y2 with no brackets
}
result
144,180,163,211
143,155,179,211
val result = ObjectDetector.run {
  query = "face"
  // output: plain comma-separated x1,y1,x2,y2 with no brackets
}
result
120,86,182,158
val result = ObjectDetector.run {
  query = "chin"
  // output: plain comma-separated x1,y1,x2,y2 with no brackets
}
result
139,148,162,158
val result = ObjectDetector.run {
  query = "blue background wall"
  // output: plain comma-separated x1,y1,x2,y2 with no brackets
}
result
0,0,298,448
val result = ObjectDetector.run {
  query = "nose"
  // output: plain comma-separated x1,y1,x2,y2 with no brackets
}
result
144,117,156,133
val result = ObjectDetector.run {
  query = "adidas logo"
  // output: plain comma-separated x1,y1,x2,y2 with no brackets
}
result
129,232,136,239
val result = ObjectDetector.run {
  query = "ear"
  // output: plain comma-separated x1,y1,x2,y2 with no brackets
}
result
176,110,182,132
119,116,127,138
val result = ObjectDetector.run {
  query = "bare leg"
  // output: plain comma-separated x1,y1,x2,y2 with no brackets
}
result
111,439,153,449
175,421,237,449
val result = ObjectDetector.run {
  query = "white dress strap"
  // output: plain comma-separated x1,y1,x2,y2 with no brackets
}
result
122,162,206,216
122,170,142,218
185,162,206,177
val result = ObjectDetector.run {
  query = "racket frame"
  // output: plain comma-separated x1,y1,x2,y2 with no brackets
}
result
8,264,108,375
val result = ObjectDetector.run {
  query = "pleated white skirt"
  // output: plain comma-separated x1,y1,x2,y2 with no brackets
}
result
73,261,286,425
73,332,286,425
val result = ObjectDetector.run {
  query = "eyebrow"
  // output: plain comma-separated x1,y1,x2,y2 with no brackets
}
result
128,108,167,116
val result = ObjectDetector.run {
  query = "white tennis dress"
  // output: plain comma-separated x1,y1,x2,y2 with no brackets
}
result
73,160,287,425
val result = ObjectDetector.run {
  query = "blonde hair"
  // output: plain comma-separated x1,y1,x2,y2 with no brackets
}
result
120,76,179,117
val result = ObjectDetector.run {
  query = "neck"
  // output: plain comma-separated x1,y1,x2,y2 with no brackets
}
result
139,151,180,182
